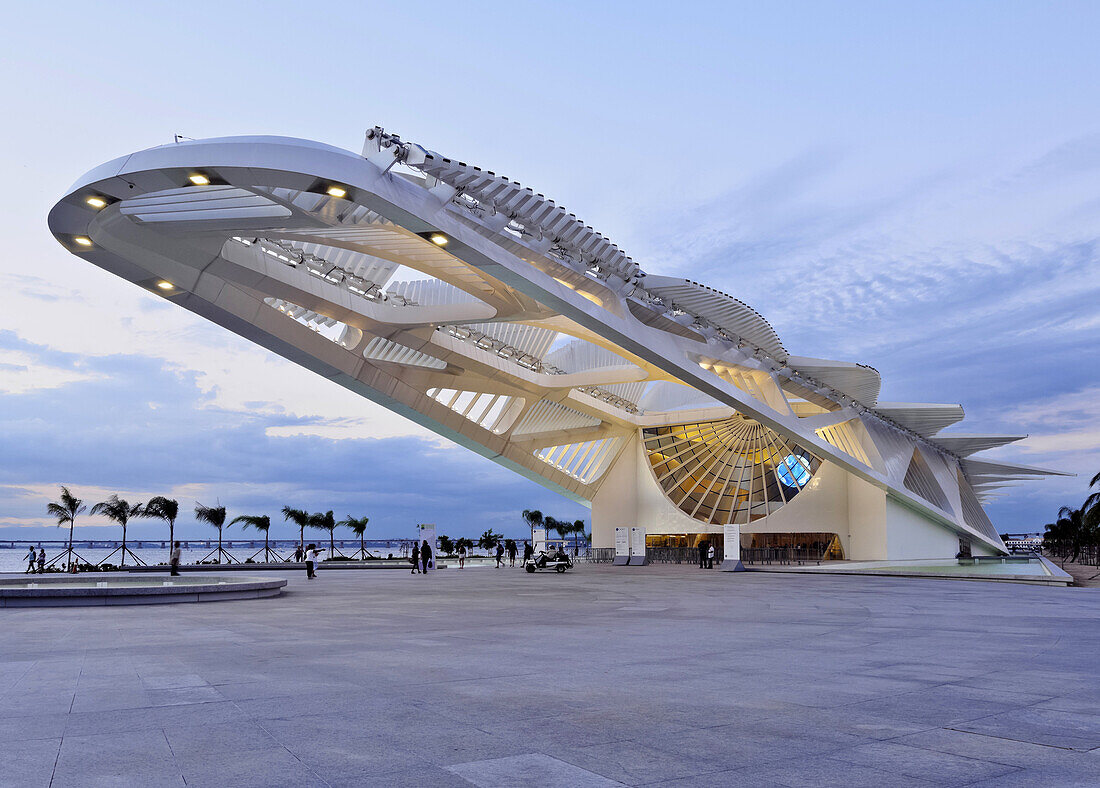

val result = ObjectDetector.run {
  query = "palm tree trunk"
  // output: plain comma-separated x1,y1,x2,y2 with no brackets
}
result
329,531,334,560
265,532,270,558
361,535,365,559
121,524,127,567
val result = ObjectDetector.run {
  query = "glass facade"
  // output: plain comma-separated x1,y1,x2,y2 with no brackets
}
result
642,414,822,525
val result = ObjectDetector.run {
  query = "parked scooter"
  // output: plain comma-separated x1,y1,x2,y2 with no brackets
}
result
524,550,574,573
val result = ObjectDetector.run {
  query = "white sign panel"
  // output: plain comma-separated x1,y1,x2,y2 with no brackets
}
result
628,527,647,565
532,526,547,554
613,527,630,565
417,523,437,570
722,523,745,571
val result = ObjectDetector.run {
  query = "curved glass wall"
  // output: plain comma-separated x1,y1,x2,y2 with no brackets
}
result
642,414,822,525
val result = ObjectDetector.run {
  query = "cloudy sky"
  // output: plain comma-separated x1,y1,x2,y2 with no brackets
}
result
2,1,1098,542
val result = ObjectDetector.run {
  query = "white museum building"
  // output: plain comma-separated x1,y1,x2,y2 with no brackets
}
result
49,131,1063,561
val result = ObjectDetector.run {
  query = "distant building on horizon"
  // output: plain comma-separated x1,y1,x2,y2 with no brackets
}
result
50,131,1066,562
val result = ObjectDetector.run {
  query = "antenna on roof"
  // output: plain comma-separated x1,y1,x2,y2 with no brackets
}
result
173,134,194,144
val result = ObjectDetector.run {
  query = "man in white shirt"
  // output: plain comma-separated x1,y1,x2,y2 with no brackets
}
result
305,543,322,579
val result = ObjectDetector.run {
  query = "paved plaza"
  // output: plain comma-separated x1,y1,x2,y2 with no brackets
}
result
2,565,1098,787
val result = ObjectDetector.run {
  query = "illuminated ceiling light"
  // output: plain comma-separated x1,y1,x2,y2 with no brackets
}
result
326,185,347,198
429,233,448,246
73,236,92,247
188,173,210,186
85,196,107,209
156,281,174,290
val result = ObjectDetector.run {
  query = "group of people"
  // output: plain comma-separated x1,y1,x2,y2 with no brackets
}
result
24,546,45,573
698,541,717,569
409,540,433,574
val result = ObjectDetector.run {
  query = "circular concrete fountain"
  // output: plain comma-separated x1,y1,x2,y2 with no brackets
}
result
0,574,286,607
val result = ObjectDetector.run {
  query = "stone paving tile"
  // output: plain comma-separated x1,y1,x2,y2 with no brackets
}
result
0,710,68,743
342,763,476,787
1,736,62,788
828,740,1021,785
178,747,327,788
50,729,184,788
891,726,1090,769
59,699,248,737
161,719,284,764
257,712,433,777
447,752,624,787
554,738,732,786
835,687,1020,728
950,706,1100,750
731,756,938,788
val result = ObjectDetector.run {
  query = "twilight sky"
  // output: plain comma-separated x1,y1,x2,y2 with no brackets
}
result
2,1,1098,542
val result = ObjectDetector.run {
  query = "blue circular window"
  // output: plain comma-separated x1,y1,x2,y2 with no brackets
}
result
777,454,812,487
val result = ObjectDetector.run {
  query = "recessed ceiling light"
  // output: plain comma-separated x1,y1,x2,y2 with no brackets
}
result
73,236,92,247
189,173,210,186
85,196,107,209
156,281,174,290
430,233,448,246
326,185,347,198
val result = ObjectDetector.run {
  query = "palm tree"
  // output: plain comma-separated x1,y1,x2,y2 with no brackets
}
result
1085,470,1100,527
522,509,543,546
90,494,145,567
46,485,86,569
143,496,179,563
310,510,338,559
1044,506,1090,568
477,529,502,555
230,514,280,562
282,506,311,557
438,534,454,556
195,502,234,564
572,519,586,554
340,515,371,560
548,517,573,550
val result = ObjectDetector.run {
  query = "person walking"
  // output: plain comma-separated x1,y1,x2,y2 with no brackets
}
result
305,543,320,579
495,542,505,568
706,542,715,569
37,547,46,574
169,541,182,576
522,540,533,565
420,540,432,574
698,541,707,569
507,540,517,567
458,543,466,569
410,541,421,574
25,545,36,573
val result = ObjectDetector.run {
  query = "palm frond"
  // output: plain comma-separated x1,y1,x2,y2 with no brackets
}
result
230,514,270,532
195,502,227,529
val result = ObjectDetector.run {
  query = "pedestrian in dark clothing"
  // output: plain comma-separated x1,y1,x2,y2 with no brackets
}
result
420,540,432,574
523,540,533,562
411,542,421,574
698,542,707,569
169,541,182,576
706,543,715,569
507,540,517,567
495,542,505,568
